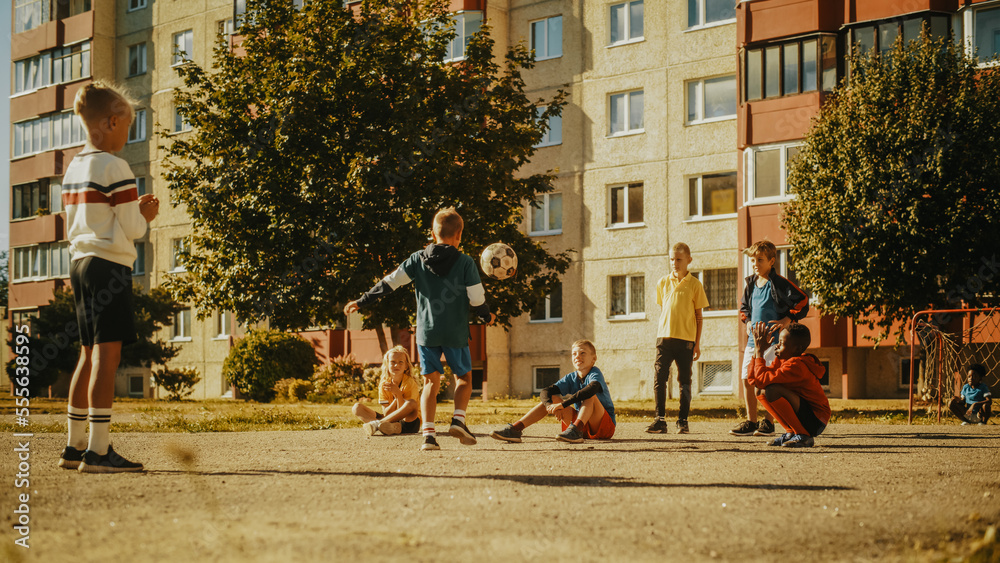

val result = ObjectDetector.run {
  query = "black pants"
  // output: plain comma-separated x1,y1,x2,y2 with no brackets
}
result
654,338,694,420
950,397,992,423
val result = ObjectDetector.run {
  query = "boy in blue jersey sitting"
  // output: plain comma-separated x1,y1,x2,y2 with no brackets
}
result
490,340,616,444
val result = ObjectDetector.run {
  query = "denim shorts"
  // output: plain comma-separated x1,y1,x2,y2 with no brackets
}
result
418,345,472,377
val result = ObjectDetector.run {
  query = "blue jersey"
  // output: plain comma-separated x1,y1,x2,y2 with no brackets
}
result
747,280,778,349
553,367,616,425
961,383,992,405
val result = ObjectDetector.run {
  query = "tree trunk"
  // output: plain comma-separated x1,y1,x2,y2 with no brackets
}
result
376,325,389,356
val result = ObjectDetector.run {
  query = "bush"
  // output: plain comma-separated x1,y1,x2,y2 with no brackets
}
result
222,329,316,402
153,366,201,400
308,354,377,402
273,378,315,402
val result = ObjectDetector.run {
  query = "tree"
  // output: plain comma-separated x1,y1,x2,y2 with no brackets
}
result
163,0,571,333
782,33,1000,342
6,286,184,396
0,251,8,307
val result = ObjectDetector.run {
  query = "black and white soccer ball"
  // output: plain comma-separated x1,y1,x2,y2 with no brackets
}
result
480,243,517,280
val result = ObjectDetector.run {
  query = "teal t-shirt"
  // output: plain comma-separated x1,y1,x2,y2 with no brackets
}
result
400,250,482,348
747,281,778,349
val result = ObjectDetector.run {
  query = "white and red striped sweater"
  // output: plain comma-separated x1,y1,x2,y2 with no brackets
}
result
63,150,147,268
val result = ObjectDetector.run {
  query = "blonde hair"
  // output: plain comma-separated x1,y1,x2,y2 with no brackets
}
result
433,207,464,239
73,81,136,127
571,339,596,356
743,240,777,260
380,345,414,382
671,242,691,256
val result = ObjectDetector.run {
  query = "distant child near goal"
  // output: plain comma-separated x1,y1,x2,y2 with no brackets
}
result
949,364,992,425
490,340,616,444
344,207,494,451
352,346,421,436
59,82,160,473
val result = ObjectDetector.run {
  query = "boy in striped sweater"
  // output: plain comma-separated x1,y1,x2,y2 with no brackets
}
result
58,82,159,473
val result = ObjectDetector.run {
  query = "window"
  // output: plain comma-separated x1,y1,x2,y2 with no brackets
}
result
530,282,563,323
12,180,50,219
13,52,51,95
531,15,562,60
216,311,234,338
900,358,922,389
534,366,562,392
743,143,802,203
529,192,562,236
173,30,194,66
444,11,483,62
688,0,735,29
688,172,736,219
11,243,69,282
696,268,738,312
133,243,146,275
609,1,643,46
136,177,147,196
700,362,733,394
13,111,86,158
171,238,187,272
49,180,63,213
773,247,811,301
687,76,736,123
609,274,645,318
15,0,48,34
11,310,39,330
973,6,1000,61
819,360,831,390
128,110,147,143
745,37,836,101
128,0,147,11
129,376,145,397
172,309,192,341
609,90,643,135
52,43,91,84
608,182,643,227
174,106,191,133
128,43,147,76
218,18,235,36
850,14,951,58
534,106,562,147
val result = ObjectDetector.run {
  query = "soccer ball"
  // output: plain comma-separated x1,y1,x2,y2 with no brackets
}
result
480,243,517,280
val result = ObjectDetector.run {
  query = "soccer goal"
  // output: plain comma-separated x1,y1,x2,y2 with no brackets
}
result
907,308,1000,424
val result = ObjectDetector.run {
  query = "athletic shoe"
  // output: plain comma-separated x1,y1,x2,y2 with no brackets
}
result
420,435,440,451
449,418,477,446
78,445,143,473
379,421,402,435
781,434,815,448
769,433,794,446
58,446,85,470
753,419,776,436
729,420,758,436
490,424,523,443
675,420,690,434
556,424,585,444
961,421,972,426
645,419,669,434
363,419,381,436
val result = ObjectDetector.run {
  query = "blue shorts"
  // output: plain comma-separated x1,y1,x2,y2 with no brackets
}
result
418,345,472,378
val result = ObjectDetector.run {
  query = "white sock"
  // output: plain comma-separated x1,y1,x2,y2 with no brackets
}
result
88,408,113,455
67,406,88,450
453,409,466,423
422,422,435,437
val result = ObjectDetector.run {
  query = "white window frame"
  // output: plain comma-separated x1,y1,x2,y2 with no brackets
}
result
215,310,234,339
686,0,737,31
136,177,147,196
686,75,737,125
49,179,63,213
607,182,644,229
964,2,1000,66
174,106,192,133
743,142,803,205
687,172,738,221
12,111,87,159
529,281,563,323
608,1,644,47
533,366,563,393
528,192,562,236
608,274,646,320
170,238,188,273
534,106,562,148
10,243,69,283
128,109,147,144
133,242,146,275
171,308,193,342
530,15,563,60
699,361,735,395
218,18,235,37
128,0,147,12
608,90,644,137
172,29,194,66
692,268,739,317
443,11,483,63
127,43,147,77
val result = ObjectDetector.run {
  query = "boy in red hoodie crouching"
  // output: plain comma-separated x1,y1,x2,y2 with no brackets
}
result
747,322,830,448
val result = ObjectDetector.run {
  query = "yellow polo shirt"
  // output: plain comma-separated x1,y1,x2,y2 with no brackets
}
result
656,272,709,341
378,374,421,405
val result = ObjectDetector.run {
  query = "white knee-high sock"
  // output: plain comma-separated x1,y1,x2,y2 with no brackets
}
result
88,408,113,455
67,406,88,450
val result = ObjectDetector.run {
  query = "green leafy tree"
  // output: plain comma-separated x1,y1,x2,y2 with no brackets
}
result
782,34,1000,342
6,286,183,396
163,0,570,332
222,329,317,403
0,251,8,307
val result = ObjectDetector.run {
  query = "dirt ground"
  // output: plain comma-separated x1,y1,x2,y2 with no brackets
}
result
2,421,998,563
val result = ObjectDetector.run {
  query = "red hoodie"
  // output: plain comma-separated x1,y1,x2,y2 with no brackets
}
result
747,353,831,425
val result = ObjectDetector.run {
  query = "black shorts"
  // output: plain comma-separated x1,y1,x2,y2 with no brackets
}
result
70,256,137,347
376,414,421,435
796,400,827,437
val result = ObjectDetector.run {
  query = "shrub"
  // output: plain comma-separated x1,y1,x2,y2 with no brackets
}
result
222,329,316,403
308,354,377,401
153,366,201,400
273,378,315,402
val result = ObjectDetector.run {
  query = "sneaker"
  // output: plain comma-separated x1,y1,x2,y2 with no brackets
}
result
58,446,85,470
675,420,690,434
645,419,669,433
379,421,402,435
420,435,440,451
729,420,758,436
556,424,585,444
448,418,477,446
769,432,794,446
781,434,815,448
78,445,143,473
363,419,381,436
753,419,776,436
961,421,972,426
490,424,523,443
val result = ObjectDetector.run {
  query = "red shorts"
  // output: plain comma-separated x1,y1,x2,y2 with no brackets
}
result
562,409,616,440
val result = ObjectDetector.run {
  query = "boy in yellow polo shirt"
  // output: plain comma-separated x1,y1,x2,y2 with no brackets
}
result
646,242,709,434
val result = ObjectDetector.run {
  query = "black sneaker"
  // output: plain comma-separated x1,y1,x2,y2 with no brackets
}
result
78,445,143,473
675,420,690,434
420,435,440,451
448,418,477,446
769,432,794,446
781,434,815,448
490,424,523,443
645,419,668,434
556,424,585,444
58,446,85,470
753,419,776,436
729,420,758,436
